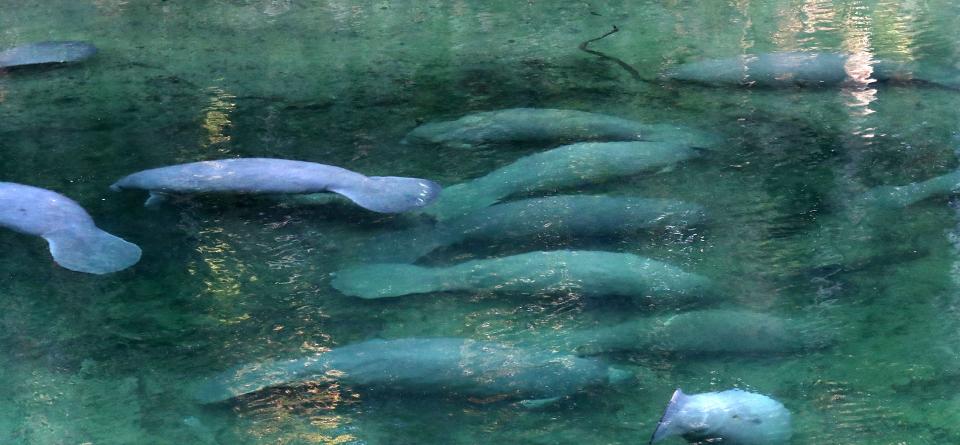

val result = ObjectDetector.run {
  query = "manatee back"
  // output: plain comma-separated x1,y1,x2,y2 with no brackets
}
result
0,182,93,236
324,338,612,400
0,41,97,68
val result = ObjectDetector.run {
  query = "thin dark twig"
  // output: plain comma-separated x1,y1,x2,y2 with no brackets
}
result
578,25,641,80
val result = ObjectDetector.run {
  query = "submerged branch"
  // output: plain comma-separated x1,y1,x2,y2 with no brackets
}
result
578,25,641,81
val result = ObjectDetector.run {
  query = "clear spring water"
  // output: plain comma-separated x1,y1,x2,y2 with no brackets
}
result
1,0,959,443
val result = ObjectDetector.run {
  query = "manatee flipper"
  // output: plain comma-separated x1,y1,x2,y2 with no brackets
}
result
331,176,442,213
331,264,445,299
42,227,141,274
144,191,170,207
517,396,561,409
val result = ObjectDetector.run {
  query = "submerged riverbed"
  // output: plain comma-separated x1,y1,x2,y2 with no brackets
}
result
1,1,960,444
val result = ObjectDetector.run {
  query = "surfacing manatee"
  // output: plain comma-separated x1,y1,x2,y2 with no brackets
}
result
0,41,97,69
650,388,792,445
666,52,959,89
0,182,141,274
563,309,835,356
194,337,633,407
111,158,441,213
332,250,712,302
424,141,701,221
358,195,707,263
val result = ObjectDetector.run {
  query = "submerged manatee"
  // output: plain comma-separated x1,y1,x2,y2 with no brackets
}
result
0,182,141,274
424,141,701,221
666,52,959,89
859,169,960,208
194,337,632,406
403,108,646,149
360,195,707,263
0,41,97,69
332,250,712,301
564,309,834,355
650,388,792,445
111,158,441,213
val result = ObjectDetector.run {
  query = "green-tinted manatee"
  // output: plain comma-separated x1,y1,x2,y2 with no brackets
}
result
359,195,707,263
859,169,960,208
194,337,632,407
402,108,645,149
332,250,712,302
666,52,960,89
424,141,701,221
563,309,834,356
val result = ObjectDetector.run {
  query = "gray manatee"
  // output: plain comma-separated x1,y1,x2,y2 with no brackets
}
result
359,195,707,263
0,182,141,274
194,337,633,407
424,141,701,221
666,52,959,89
0,41,97,69
331,250,712,301
651,389,792,445
562,309,834,356
111,158,441,213
859,169,960,208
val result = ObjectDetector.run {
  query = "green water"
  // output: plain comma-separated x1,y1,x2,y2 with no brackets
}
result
2,0,960,443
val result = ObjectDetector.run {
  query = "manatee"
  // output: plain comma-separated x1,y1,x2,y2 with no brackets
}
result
665,52,959,89
0,41,97,69
194,337,633,407
424,141,701,221
331,250,712,302
650,388,792,445
111,158,441,213
402,108,646,149
0,182,141,274
563,309,834,356
359,195,707,263
859,169,960,208
403,108,719,150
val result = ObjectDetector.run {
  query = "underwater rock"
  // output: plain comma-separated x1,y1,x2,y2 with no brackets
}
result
0,41,97,69
359,195,707,263
650,388,792,444
566,309,834,355
111,158,441,213
859,169,960,208
665,52,959,89
331,250,712,301
423,141,701,221
194,337,633,406
402,108,647,149
0,182,141,274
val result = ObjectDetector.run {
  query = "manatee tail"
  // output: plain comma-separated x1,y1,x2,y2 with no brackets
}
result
194,355,327,404
42,226,141,274
649,389,689,444
353,223,452,263
421,182,500,222
331,263,448,299
331,176,442,213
